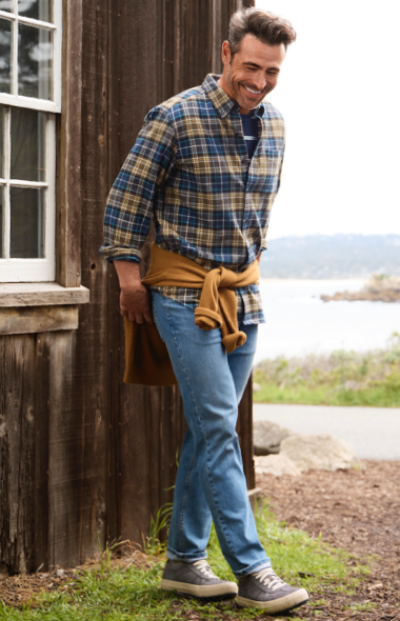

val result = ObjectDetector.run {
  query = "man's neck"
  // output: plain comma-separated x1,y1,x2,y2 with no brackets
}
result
217,76,238,106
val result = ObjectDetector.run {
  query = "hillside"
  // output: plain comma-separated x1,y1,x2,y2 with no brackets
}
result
260,234,400,279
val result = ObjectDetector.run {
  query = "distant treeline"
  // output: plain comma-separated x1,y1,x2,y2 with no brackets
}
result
260,234,400,279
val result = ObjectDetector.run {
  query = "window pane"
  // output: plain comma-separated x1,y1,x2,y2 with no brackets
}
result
0,1,13,12
18,24,53,99
11,107,45,181
0,106,3,178
10,187,44,258
0,19,11,94
18,0,53,23
0,186,3,257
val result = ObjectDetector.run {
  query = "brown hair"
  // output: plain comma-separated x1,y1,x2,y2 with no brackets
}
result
228,7,296,56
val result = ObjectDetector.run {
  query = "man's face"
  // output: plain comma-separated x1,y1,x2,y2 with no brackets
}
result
219,34,286,114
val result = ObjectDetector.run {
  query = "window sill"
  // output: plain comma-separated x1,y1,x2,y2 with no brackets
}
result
0,282,90,307
0,283,90,335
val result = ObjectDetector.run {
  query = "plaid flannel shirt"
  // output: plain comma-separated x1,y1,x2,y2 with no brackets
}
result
100,74,285,324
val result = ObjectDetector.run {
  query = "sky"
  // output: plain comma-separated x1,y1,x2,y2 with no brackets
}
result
256,0,400,239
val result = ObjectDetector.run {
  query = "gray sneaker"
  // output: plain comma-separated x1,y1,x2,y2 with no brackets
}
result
160,559,238,600
237,567,309,613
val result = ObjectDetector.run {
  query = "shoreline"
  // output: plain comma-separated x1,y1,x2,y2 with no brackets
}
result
259,277,366,286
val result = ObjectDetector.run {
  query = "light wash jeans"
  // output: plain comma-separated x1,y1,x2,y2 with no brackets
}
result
152,291,271,577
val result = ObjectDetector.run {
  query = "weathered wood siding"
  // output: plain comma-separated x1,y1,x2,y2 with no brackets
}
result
0,0,255,575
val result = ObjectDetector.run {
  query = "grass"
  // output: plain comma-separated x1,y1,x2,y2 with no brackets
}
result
345,601,378,612
253,331,400,407
0,502,369,621
143,503,174,556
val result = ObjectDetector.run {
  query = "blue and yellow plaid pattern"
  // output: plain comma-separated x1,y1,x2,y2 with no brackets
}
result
101,74,285,324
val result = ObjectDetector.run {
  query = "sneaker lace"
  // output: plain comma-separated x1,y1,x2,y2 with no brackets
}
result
192,559,217,579
253,567,285,591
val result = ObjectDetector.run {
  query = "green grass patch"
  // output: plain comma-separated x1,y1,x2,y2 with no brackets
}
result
253,381,400,407
345,601,378,612
254,332,400,407
0,503,368,621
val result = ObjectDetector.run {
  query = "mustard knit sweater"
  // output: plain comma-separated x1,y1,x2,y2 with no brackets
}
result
124,244,260,386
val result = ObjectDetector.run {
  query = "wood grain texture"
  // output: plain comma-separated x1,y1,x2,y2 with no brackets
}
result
0,284,90,307
0,306,79,335
57,0,83,287
33,334,51,572
0,336,47,573
46,330,105,569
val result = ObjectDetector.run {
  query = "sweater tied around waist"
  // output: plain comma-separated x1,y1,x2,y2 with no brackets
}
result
123,244,260,386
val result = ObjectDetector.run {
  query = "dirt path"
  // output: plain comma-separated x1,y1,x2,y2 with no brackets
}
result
257,460,400,620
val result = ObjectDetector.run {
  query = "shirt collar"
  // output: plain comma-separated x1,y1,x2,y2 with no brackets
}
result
202,74,265,119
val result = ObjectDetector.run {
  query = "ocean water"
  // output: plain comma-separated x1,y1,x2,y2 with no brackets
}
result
255,279,400,364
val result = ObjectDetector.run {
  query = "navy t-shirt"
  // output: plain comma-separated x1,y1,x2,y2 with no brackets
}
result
240,111,260,158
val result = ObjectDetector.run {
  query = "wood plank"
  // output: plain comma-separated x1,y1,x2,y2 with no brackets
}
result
57,0,83,287
0,306,79,335
45,330,100,569
0,283,90,307
0,336,37,574
34,334,51,572
78,0,119,561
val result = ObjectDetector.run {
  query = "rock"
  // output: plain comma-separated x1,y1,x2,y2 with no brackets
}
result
255,454,301,477
280,434,359,472
253,420,292,455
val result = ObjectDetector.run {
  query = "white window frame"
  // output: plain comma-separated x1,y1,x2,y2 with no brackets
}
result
0,1,62,112
0,0,62,283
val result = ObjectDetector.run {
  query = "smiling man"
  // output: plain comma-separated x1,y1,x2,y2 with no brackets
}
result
101,7,307,615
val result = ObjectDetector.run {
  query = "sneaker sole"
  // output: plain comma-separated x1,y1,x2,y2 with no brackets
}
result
160,578,238,599
237,588,309,612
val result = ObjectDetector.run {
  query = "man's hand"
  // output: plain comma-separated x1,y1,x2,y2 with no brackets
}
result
120,282,153,324
114,261,154,324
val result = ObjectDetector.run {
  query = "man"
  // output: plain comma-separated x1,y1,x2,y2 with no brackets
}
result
101,7,308,614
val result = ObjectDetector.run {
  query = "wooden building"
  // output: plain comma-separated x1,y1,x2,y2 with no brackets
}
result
0,0,255,575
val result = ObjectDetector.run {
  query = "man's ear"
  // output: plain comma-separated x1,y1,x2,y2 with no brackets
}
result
221,40,232,65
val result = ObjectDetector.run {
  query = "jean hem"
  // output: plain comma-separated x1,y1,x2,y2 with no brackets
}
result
167,548,208,563
234,559,271,578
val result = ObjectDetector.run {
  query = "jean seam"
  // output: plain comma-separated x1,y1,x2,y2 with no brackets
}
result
235,559,272,577
178,450,196,552
167,547,207,561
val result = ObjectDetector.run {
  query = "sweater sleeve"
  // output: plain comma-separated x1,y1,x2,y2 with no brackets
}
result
100,107,177,262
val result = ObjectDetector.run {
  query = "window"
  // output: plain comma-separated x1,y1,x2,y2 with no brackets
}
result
0,0,61,282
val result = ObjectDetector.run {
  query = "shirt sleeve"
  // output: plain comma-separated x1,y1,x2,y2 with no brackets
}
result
100,106,177,262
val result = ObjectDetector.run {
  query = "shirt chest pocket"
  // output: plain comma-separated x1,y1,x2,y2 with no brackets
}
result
251,148,284,193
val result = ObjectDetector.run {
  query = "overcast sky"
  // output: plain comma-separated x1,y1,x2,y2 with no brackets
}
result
256,0,400,239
